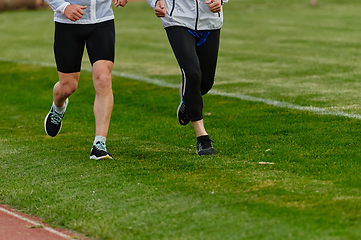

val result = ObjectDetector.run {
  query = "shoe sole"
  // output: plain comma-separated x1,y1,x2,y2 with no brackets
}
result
90,154,113,160
177,102,190,125
197,147,216,156
177,82,190,126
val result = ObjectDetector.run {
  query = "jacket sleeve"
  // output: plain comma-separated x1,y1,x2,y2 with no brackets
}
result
146,0,157,9
44,0,70,14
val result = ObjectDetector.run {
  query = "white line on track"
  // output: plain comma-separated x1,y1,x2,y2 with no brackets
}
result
0,205,71,239
2,57,361,120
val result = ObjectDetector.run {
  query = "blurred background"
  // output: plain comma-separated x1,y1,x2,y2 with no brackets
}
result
0,0,319,11
0,0,47,10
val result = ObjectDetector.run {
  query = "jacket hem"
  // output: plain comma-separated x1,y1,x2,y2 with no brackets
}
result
53,15,114,24
163,22,223,31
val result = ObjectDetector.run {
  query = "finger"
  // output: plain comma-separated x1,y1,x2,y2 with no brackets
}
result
155,8,165,14
211,7,221,13
74,10,83,18
209,3,221,12
155,10,165,17
210,2,220,7
72,15,80,21
210,4,220,9
117,0,125,7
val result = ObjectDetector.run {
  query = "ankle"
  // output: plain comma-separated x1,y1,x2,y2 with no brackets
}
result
197,135,210,143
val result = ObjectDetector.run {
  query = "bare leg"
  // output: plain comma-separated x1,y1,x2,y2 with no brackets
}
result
191,119,208,137
44,71,79,137
54,72,80,107
92,60,114,138
192,119,215,155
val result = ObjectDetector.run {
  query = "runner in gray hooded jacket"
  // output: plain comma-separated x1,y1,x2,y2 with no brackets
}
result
147,0,227,30
147,0,228,155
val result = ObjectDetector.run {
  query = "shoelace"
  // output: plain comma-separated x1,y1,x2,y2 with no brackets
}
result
50,109,64,125
198,139,214,150
95,142,107,152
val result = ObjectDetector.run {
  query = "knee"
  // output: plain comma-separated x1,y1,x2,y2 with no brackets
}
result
61,81,78,97
188,70,201,82
185,69,202,89
94,73,112,91
201,78,214,95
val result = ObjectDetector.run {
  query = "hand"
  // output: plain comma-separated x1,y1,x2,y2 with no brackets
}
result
64,4,87,22
155,0,166,18
205,0,222,13
114,0,128,8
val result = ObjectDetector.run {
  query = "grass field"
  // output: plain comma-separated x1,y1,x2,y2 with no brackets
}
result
1,0,361,239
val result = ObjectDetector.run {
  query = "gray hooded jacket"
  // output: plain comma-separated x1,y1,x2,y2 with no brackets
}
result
146,0,228,30
44,0,114,24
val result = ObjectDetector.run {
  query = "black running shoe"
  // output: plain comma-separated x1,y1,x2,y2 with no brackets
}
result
44,99,68,137
196,137,216,156
90,141,113,160
177,83,190,125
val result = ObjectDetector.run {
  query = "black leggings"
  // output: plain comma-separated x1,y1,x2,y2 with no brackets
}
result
166,26,220,121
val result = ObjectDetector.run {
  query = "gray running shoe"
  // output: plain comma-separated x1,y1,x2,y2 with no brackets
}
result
44,99,68,137
196,138,216,156
90,141,113,160
177,83,190,125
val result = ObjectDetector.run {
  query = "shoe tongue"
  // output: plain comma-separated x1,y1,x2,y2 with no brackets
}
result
197,135,212,149
95,141,106,151
197,135,210,143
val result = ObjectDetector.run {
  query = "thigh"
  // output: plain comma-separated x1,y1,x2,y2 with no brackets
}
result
58,72,80,91
197,29,220,81
86,20,115,65
54,22,85,73
165,26,200,72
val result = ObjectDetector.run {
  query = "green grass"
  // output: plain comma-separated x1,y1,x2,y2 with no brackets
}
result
1,61,361,239
2,0,361,114
1,0,361,239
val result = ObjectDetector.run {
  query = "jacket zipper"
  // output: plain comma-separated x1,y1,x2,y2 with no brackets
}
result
195,0,199,30
170,0,175,16
91,0,96,21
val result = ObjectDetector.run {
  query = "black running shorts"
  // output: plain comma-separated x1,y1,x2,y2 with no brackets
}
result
54,20,115,73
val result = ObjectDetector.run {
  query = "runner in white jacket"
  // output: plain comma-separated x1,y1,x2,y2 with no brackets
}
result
147,0,228,30
147,0,228,155
44,0,127,160
45,0,118,24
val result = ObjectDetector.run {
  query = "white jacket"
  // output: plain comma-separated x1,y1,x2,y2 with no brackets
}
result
45,0,114,24
146,0,228,30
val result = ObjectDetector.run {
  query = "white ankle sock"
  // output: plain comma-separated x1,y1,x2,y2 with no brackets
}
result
94,136,106,146
53,98,68,113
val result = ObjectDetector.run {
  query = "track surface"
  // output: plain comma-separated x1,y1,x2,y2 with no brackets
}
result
0,205,87,240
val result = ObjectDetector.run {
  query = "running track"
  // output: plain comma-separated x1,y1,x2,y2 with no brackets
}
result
0,205,87,240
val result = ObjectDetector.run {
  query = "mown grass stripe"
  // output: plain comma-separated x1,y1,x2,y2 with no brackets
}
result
2,57,361,121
